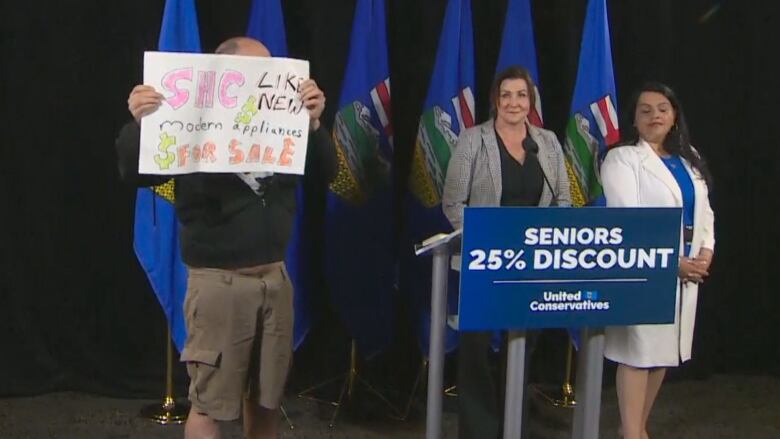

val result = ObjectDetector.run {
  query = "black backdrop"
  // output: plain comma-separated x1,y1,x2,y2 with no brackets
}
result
2,0,777,398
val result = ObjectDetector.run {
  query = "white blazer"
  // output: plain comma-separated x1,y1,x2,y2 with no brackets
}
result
601,139,715,367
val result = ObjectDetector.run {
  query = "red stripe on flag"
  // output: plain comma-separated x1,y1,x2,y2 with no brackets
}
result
597,98,619,145
375,81,393,136
528,109,542,128
458,91,474,128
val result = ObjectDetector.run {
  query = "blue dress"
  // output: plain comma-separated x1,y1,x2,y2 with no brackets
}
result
661,155,695,256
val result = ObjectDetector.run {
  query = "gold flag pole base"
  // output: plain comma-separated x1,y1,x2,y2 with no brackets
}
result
298,339,402,428
140,326,190,424
535,336,577,409
393,359,428,421
443,384,458,397
551,384,577,408
140,396,190,425
535,383,577,408
393,359,459,422
280,404,295,430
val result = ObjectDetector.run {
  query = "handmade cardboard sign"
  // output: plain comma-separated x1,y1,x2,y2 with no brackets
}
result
139,51,310,175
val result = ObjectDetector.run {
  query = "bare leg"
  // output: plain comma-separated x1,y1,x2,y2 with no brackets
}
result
243,399,279,439
616,364,649,439
640,367,666,439
184,408,221,439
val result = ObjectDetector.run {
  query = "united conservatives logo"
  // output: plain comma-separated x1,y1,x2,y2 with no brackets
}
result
529,290,610,312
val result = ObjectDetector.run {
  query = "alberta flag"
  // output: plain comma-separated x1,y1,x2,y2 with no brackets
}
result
403,0,475,353
246,0,310,349
491,0,544,350
564,0,620,207
324,0,395,356
246,0,287,57
133,0,201,351
495,0,543,127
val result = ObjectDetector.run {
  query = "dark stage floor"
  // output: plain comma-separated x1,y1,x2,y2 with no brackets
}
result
1,375,778,438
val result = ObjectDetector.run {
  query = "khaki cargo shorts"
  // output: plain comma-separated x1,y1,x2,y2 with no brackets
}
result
180,265,293,421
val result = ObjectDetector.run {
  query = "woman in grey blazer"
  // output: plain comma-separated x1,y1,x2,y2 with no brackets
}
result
442,66,571,439
442,78,571,229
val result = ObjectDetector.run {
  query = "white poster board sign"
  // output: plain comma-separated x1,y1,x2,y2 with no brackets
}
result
139,51,310,175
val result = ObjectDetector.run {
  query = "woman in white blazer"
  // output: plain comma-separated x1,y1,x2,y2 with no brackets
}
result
601,82,715,439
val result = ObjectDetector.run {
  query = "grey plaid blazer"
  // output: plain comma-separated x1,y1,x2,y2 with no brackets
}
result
442,119,572,230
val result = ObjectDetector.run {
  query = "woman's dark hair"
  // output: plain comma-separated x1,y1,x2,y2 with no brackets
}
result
489,65,536,119
620,81,713,187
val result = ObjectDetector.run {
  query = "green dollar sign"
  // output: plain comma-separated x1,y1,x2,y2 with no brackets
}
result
234,96,258,124
154,132,176,170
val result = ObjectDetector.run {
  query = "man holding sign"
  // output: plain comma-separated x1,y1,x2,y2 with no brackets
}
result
115,37,336,439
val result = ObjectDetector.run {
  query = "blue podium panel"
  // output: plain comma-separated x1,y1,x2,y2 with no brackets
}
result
459,207,681,331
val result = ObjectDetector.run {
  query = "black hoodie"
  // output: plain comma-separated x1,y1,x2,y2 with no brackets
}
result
115,121,337,268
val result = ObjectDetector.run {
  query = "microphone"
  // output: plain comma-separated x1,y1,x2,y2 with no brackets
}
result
540,167,559,207
525,141,559,207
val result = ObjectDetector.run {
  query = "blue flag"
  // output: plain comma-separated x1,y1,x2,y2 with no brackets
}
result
563,0,620,348
402,0,475,354
563,0,620,207
324,0,394,356
134,0,201,351
495,0,543,127
489,0,544,351
245,0,310,350
247,0,288,57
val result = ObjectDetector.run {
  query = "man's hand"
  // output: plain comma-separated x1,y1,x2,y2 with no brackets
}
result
128,85,164,123
299,79,325,131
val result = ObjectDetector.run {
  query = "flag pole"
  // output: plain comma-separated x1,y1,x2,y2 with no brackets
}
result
553,338,577,408
536,337,577,409
395,358,429,421
140,326,189,424
298,339,403,427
